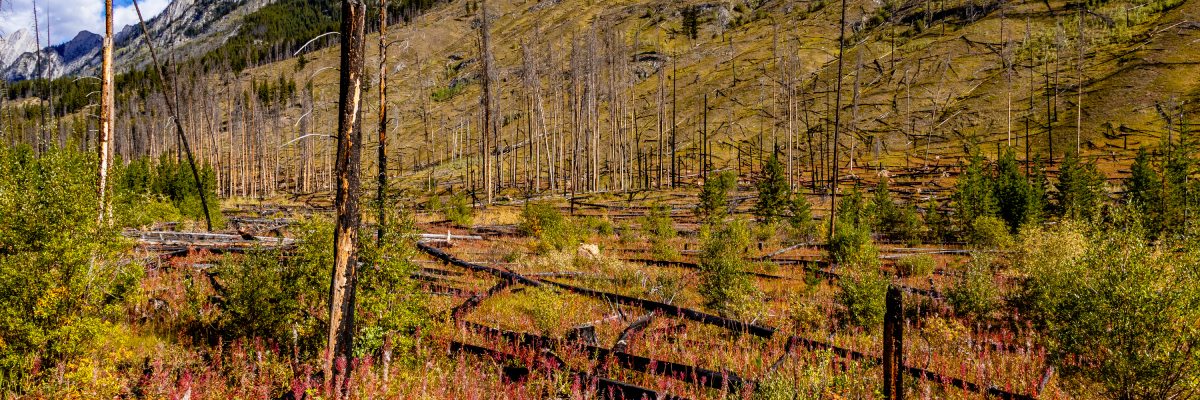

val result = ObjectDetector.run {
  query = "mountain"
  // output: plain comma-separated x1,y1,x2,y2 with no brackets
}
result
3,31,102,81
2,0,274,81
0,29,38,70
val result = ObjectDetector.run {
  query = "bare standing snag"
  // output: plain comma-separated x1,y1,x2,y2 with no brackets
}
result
324,0,366,388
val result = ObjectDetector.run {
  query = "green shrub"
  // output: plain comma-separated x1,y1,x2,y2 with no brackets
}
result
945,255,1001,321
112,155,224,228
648,270,685,304
217,213,428,360
1012,224,1200,398
219,249,306,341
519,202,581,253
787,293,823,333
582,216,615,236
641,204,676,239
698,220,762,319
836,262,889,329
616,222,635,245
696,171,737,225
112,193,183,229
520,286,566,336
0,145,138,387
753,372,799,400
895,254,936,278
969,215,1013,248
431,80,467,102
754,151,790,224
443,192,473,228
642,204,679,261
828,221,877,265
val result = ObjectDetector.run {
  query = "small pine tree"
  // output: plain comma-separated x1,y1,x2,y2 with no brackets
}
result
1126,148,1162,233
836,184,867,227
788,194,816,240
1055,151,1106,221
696,171,737,225
924,199,952,243
698,220,760,318
867,179,898,231
952,153,998,229
1126,148,1160,208
682,6,701,39
754,151,790,223
1162,151,1194,236
994,149,1043,232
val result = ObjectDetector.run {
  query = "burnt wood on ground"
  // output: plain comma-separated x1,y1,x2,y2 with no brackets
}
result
448,340,686,400
419,282,475,297
463,321,749,391
419,241,541,286
451,280,514,321
629,258,945,299
419,243,1035,399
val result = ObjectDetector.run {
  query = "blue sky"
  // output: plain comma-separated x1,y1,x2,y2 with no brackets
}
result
1,0,170,45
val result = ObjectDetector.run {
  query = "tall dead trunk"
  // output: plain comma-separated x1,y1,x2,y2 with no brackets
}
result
377,0,389,243
479,0,494,204
324,0,366,388
670,55,678,188
829,0,848,241
657,65,665,189
98,0,115,223
132,0,212,230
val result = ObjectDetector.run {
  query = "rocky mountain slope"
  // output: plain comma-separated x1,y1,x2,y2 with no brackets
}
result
2,0,273,81
0,29,39,70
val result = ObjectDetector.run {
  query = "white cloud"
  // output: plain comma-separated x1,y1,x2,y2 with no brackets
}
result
0,0,170,45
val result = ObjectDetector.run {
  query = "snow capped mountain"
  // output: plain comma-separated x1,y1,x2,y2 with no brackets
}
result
3,31,102,81
0,29,38,70
2,0,273,81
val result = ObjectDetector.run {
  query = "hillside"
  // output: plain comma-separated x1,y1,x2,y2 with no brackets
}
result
237,0,1200,198
2,0,1198,201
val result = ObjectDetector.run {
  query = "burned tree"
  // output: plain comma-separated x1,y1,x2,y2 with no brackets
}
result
479,0,495,204
324,0,367,386
377,0,389,243
98,0,115,223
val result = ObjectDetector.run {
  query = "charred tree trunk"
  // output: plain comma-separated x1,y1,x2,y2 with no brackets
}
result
377,0,389,243
479,0,494,204
324,0,366,387
133,0,212,230
829,0,848,241
98,0,115,223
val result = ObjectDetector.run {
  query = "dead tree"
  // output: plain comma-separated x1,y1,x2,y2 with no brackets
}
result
829,0,849,240
324,0,366,386
32,1,47,152
98,0,115,223
479,0,494,204
132,0,213,230
377,0,389,243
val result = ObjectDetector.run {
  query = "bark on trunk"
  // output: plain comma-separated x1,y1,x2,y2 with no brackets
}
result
98,0,115,223
325,0,366,389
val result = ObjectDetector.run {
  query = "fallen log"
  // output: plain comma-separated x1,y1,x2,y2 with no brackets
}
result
464,321,749,391
425,243,1033,399
418,241,541,287
447,340,685,400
